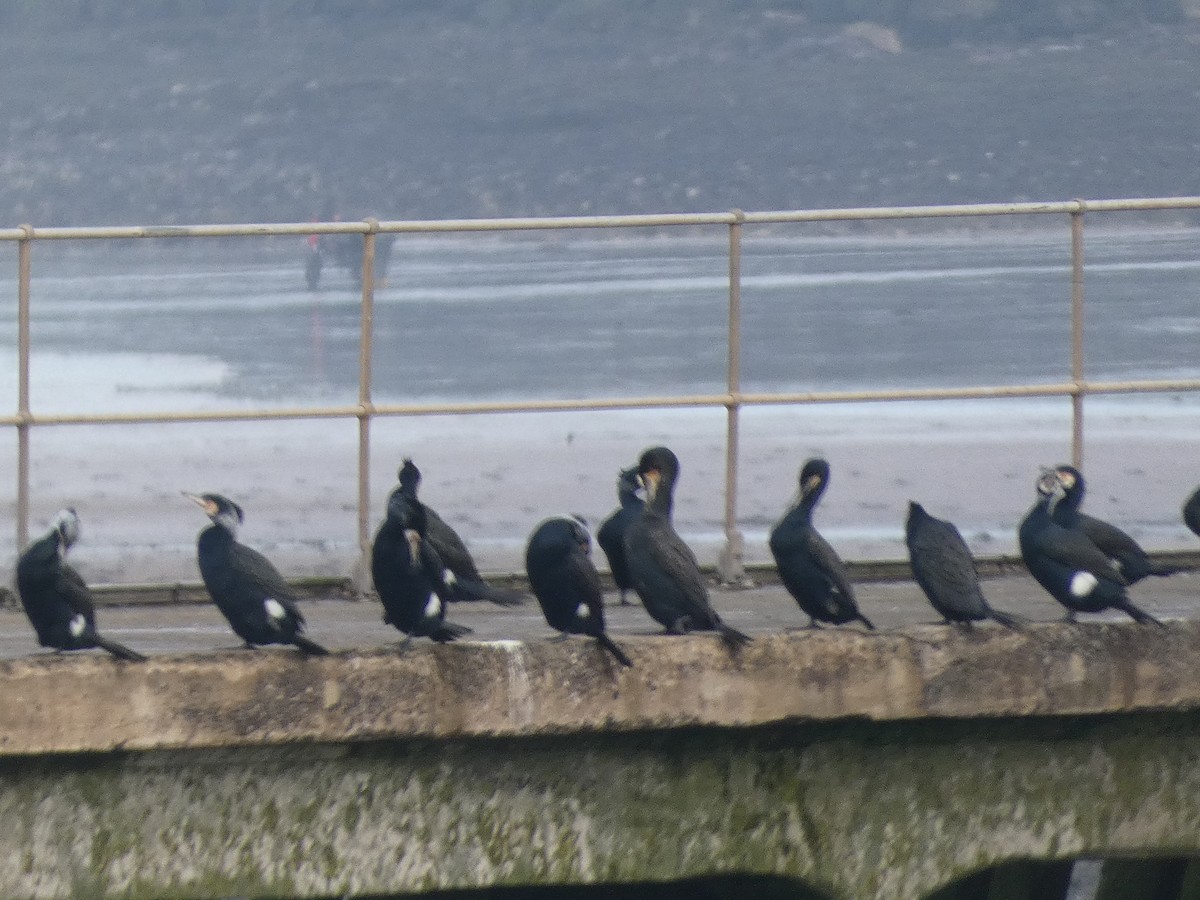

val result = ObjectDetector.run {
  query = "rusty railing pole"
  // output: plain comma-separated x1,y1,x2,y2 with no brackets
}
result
718,211,747,584
1070,204,1085,469
353,222,379,596
16,225,32,551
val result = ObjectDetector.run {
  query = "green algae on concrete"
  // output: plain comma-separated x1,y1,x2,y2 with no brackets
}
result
0,715,1199,899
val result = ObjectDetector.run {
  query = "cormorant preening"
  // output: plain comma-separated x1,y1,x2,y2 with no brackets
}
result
1045,465,1179,583
1018,471,1162,625
16,509,146,661
905,501,1022,628
596,466,643,605
1186,485,1200,539
371,487,472,646
394,459,524,606
623,446,751,649
525,515,633,667
186,493,330,654
768,458,874,630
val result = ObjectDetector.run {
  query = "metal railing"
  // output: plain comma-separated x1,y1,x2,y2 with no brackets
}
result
5,196,1200,585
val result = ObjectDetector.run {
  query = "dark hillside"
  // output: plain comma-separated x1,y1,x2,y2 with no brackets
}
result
1,3,1198,226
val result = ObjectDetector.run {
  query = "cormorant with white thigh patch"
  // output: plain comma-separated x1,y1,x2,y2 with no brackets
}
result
186,493,330,654
1018,470,1162,625
371,486,471,646
394,459,524,606
16,508,145,661
526,514,633,667
623,446,751,650
1045,464,1179,583
769,458,874,630
906,501,1022,628
596,466,643,605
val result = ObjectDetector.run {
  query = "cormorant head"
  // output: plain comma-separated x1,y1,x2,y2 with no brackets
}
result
1053,465,1084,506
397,458,422,496
636,446,678,504
1033,470,1069,515
49,508,81,554
799,457,830,498
184,492,244,537
616,466,642,500
905,501,927,531
565,513,591,554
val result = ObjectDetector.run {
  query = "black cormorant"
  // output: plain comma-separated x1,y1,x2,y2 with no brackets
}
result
905,501,1022,628
768,458,874,630
1045,465,1179,583
394,459,524,606
525,514,633,667
186,493,330,654
371,487,472,645
596,466,642,606
16,509,145,661
1018,471,1162,625
623,446,751,649
1186,485,1200,539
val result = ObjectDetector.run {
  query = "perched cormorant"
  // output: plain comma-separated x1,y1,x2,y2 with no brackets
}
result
1186,485,1200,539
596,466,643,606
1018,472,1162,625
525,515,633,667
16,509,145,661
1044,465,1179,583
371,487,472,645
905,501,1022,628
623,446,751,649
394,459,524,606
186,493,330,654
768,458,874,630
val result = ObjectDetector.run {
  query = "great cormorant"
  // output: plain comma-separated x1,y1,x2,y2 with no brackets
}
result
1186,485,1200,539
1044,465,1179,583
371,487,472,645
16,508,145,661
905,501,1022,628
596,466,642,606
768,458,874,630
526,514,633,667
186,493,330,654
1018,471,1162,625
394,459,524,606
623,446,751,649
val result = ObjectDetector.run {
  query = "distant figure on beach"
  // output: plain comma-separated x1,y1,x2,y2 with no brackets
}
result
769,458,874,631
623,445,751,649
186,492,330,654
16,508,145,661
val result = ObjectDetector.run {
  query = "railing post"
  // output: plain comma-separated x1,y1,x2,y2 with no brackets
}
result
718,210,747,585
1070,203,1085,469
353,221,379,596
15,225,32,552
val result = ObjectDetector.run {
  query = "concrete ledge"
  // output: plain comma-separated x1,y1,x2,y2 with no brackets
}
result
4,619,1200,756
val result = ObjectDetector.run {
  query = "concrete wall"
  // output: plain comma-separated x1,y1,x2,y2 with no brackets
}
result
4,622,1200,898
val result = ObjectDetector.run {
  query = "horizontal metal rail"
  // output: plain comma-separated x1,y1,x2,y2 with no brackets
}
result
5,195,1200,584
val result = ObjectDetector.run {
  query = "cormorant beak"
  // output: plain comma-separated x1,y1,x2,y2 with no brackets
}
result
802,474,822,496
639,468,661,503
182,492,217,518
1046,480,1068,515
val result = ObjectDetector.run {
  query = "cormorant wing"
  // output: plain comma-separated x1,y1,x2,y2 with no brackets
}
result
642,523,710,607
423,507,482,581
1077,513,1143,560
57,563,97,624
229,542,306,617
806,529,857,602
565,545,606,615
908,518,979,596
1032,521,1126,583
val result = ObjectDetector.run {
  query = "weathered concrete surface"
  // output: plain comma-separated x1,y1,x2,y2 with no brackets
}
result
2,620,1200,756
4,613,1200,898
